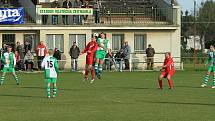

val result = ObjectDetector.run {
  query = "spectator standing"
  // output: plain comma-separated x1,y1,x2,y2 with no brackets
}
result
24,50,34,71
53,48,61,60
15,51,21,71
51,0,60,25
73,0,82,25
122,41,131,70
24,41,32,54
69,42,80,71
35,41,47,70
62,0,72,25
16,41,24,70
93,0,101,24
146,44,155,70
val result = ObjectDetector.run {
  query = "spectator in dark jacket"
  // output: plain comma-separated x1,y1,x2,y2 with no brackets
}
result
146,44,155,70
115,49,125,72
62,0,72,25
24,41,32,54
53,48,61,60
16,41,25,70
122,41,131,70
51,0,61,25
69,42,80,71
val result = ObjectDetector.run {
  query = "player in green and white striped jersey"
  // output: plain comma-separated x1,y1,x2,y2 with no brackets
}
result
41,49,59,98
0,46,20,85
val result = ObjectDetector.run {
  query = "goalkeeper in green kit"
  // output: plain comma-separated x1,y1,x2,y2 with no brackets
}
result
201,45,215,88
94,32,112,80
0,46,20,85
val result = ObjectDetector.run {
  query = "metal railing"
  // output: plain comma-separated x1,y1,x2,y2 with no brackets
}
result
0,8,178,26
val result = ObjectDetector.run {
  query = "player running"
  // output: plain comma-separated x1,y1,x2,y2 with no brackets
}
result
94,32,111,79
0,46,20,85
158,52,175,89
201,45,215,88
81,36,98,83
41,49,59,98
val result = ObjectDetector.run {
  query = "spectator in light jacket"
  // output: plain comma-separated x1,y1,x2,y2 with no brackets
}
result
35,41,47,70
24,50,34,71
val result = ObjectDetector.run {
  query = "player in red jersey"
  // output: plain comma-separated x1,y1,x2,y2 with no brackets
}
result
81,36,98,83
158,52,175,89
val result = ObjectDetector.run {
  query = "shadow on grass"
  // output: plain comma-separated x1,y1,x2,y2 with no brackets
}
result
21,86,45,90
0,94,44,98
175,85,202,89
137,100,215,106
110,87,150,90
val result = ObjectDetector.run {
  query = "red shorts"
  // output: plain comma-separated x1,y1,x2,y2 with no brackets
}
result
86,56,94,65
161,71,174,78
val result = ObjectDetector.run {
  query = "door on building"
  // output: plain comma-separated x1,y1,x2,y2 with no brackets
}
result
2,34,16,51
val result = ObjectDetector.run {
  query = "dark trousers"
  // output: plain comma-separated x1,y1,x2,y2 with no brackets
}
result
38,56,45,70
147,57,154,70
42,15,48,24
25,61,34,70
62,15,68,25
16,61,21,71
124,59,130,70
95,11,100,23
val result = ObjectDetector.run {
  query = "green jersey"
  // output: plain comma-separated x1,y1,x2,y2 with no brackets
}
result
1,52,16,68
41,56,59,79
97,38,110,52
206,51,215,66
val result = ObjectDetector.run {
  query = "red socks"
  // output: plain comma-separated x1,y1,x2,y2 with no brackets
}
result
85,69,89,77
159,80,173,89
168,80,173,89
159,80,162,89
91,69,95,79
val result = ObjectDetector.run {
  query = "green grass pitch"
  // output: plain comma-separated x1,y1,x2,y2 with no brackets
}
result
0,71,215,121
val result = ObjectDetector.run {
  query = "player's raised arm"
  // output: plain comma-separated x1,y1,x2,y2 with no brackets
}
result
13,53,16,67
107,41,112,56
41,57,46,69
54,58,59,74
1,53,5,64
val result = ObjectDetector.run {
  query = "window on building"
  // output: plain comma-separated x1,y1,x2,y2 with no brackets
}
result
24,34,39,52
134,34,146,52
46,34,64,52
112,34,124,51
69,34,86,52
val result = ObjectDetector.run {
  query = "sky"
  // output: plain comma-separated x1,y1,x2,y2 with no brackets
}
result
177,0,203,11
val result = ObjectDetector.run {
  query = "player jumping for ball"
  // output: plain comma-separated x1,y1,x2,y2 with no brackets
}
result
0,46,20,85
201,45,215,88
158,52,175,89
41,49,59,98
81,36,98,83
94,32,111,79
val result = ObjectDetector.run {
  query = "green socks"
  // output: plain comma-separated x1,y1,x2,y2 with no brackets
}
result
53,85,57,97
203,75,209,85
47,86,51,98
13,75,20,85
0,76,5,85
